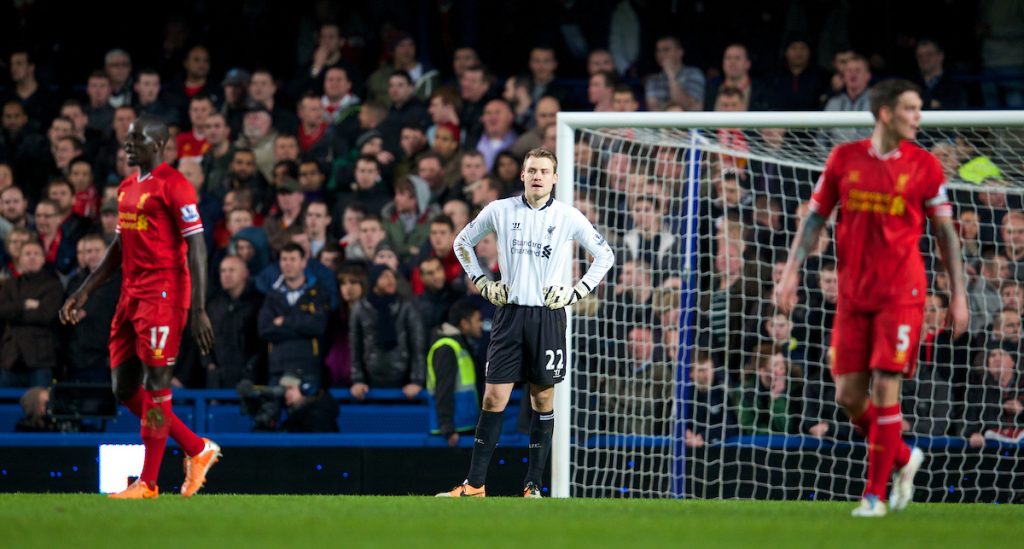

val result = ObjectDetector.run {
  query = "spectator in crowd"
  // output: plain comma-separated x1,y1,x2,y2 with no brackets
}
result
63,234,120,383
511,96,559,159
368,33,439,105
426,299,483,447
621,195,680,283
604,258,655,345
279,374,340,433
205,255,263,388
34,198,78,276
221,68,251,136
457,149,488,191
914,39,967,110
801,349,855,441
768,36,826,111
473,232,500,280
14,386,57,432
903,292,955,437
349,264,426,400
0,101,48,196
735,345,801,435
297,160,327,201
968,250,1008,332
372,244,413,298
0,186,32,239
0,240,62,387
611,84,640,112
706,44,769,111
393,124,429,183
1000,281,1024,316
382,176,437,261
247,69,298,135
431,122,462,189
303,199,332,258
258,243,330,390
67,157,99,221
958,206,983,272
84,71,114,133
264,178,305,251
700,239,761,380
409,214,463,294
59,100,99,150
167,46,219,117
200,112,234,194
133,68,179,126
426,87,461,144
97,199,118,244
235,104,279,183
1001,210,1024,281
229,226,272,277
333,155,390,225
645,36,704,112
378,71,430,154
963,346,1023,447
442,199,470,234
525,46,570,111
322,66,361,127
475,99,518,171
176,93,215,161
587,48,615,75
450,47,480,87
51,136,83,177
687,350,738,446
588,71,618,112
296,94,342,164
416,152,454,205
458,65,495,147
823,53,873,144
274,134,301,167
4,50,55,128
348,212,388,261
324,262,367,387
415,255,460,333
104,49,133,108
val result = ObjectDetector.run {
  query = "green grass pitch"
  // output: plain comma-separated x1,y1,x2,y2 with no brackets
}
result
1,494,1022,548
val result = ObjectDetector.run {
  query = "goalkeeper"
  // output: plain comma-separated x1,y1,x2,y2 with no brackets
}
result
438,147,614,498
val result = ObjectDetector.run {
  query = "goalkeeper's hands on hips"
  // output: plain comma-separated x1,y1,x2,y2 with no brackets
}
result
474,276,509,307
543,281,591,309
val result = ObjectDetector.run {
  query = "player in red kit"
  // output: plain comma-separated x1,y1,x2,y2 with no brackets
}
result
60,116,221,499
775,80,969,517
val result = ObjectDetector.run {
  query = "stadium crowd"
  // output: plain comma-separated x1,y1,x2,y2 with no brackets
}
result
1,2,1022,443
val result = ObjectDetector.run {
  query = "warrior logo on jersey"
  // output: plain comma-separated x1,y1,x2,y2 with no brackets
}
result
593,232,606,246
180,204,200,223
137,192,151,210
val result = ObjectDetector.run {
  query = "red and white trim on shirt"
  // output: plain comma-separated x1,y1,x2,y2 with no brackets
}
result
867,144,903,161
181,225,204,238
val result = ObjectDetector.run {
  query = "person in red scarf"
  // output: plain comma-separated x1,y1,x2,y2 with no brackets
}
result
68,157,100,221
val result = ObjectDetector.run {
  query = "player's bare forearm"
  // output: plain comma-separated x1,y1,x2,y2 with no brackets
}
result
784,212,826,274
186,233,214,354
76,236,122,296
931,217,966,297
185,234,209,312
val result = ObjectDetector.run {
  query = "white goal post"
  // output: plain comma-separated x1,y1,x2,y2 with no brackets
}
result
552,110,1024,500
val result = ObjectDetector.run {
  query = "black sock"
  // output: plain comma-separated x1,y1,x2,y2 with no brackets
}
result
466,410,504,488
525,409,554,487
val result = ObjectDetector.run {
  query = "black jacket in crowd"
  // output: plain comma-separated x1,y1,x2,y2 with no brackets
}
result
205,283,265,388
0,270,64,371
257,275,330,380
349,296,426,387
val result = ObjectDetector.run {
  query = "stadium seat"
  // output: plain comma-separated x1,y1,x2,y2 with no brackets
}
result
0,404,23,432
206,404,256,433
338,405,429,433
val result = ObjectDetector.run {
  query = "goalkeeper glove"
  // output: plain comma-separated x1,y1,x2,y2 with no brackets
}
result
543,281,591,309
474,276,509,307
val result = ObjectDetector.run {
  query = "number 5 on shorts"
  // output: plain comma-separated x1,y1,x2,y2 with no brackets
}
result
896,324,910,352
150,326,170,350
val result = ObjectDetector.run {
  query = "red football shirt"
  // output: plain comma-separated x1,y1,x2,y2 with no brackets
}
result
175,131,209,160
116,163,204,309
809,139,951,311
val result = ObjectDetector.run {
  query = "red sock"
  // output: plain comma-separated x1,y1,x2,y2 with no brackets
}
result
850,403,876,439
865,404,903,500
139,388,173,486
123,387,205,457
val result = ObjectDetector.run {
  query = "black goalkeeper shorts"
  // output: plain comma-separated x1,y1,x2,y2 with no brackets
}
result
485,304,567,386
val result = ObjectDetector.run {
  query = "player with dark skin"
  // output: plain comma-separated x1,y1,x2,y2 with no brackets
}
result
59,117,214,411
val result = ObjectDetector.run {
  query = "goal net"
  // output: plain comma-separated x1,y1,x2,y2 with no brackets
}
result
553,111,1024,502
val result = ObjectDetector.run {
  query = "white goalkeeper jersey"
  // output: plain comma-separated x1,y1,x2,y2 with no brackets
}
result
454,195,615,307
